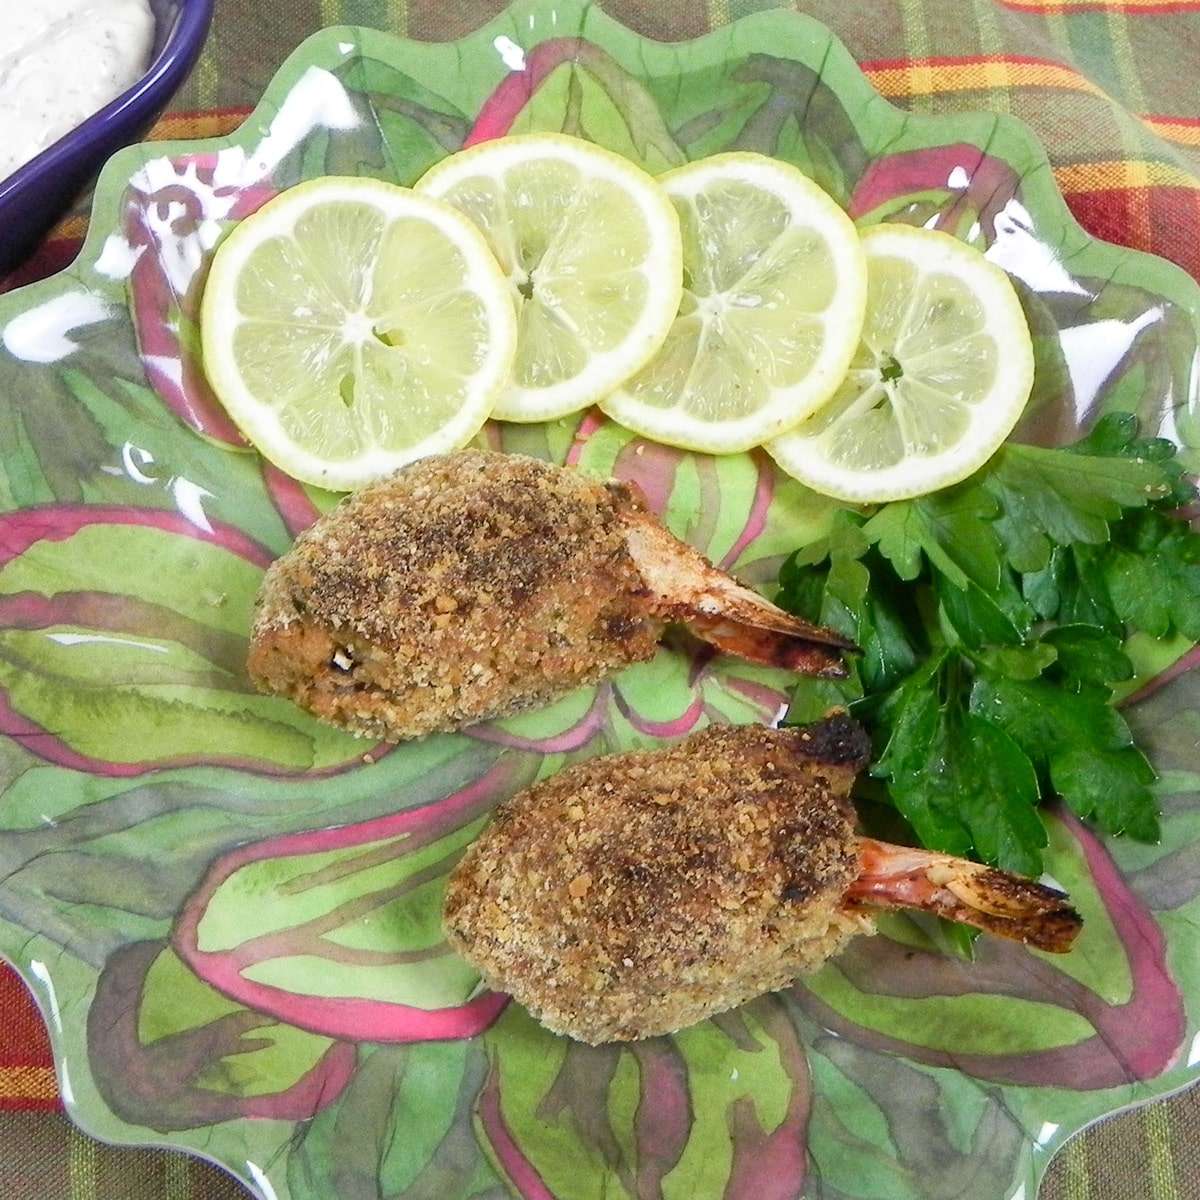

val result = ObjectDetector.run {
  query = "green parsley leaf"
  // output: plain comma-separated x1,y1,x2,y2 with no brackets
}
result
1039,624,1135,690
864,485,1001,591
872,669,972,858
1101,509,1200,639
935,568,1032,651
1069,411,1190,502
776,411,1189,875
982,440,1172,573
873,657,1047,877
1023,544,1122,633
969,669,1159,842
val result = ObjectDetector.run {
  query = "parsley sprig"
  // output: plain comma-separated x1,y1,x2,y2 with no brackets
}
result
777,413,1200,876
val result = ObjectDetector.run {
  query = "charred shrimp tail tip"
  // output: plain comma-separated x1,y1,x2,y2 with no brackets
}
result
846,837,1084,954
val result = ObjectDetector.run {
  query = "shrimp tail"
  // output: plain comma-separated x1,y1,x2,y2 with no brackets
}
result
845,837,1083,953
618,506,855,678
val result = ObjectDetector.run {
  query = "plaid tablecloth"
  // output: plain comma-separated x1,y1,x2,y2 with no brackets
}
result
2,0,1199,1197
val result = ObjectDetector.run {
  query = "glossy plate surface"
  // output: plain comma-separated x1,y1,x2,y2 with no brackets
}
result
0,0,215,278
1,3,1199,1197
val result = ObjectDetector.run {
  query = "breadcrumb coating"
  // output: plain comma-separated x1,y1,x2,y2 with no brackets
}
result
248,450,661,740
443,715,877,1043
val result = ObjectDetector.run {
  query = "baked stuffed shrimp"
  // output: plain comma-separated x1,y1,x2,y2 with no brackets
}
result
248,449,851,741
443,714,1082,1044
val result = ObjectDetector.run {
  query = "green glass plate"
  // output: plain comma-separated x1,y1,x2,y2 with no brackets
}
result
1,3,1198,1198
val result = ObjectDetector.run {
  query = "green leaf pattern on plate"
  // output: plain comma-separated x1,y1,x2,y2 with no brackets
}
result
1,3,1199,1199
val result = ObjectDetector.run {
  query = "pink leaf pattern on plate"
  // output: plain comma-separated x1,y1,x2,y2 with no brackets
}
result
0,6,1197,1200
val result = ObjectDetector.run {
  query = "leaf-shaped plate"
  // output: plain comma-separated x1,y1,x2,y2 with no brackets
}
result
1,3,1199,1198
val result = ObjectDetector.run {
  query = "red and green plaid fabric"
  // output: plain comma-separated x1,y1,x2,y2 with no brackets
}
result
8,0,1200,292
2,1,1199,1197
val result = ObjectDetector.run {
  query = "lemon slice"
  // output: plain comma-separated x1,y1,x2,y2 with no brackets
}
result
767,224,1035,504
414,133,682,423
597,152,868,454
199,176,518,491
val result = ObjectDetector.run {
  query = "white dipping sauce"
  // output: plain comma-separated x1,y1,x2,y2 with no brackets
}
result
0,0,156,182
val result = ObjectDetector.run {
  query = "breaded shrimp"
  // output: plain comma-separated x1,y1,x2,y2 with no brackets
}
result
442,715,1082,1044
247,450,852,741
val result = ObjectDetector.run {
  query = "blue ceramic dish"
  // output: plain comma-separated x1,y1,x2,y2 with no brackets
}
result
0,0,213,278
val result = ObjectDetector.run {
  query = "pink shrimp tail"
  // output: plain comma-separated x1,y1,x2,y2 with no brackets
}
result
617,504,854,678
845,838,1083,953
